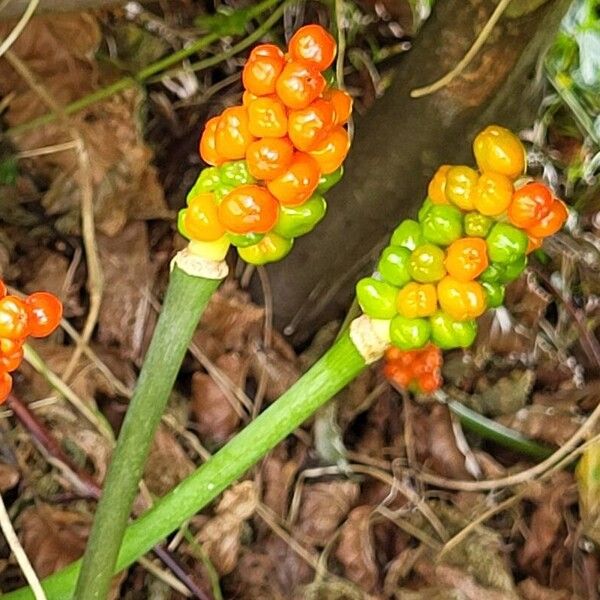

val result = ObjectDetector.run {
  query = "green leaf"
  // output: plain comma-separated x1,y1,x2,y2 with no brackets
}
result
194,7,252,37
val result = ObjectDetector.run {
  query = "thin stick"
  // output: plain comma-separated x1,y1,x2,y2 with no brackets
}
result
410,0,513,98
0,493,47,600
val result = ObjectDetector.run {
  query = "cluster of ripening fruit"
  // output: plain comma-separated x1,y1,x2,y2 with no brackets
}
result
178,24,352,265
0,284,62,402
356,126,569,392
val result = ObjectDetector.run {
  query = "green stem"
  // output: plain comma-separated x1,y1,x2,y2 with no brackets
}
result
447,398,554,460
72,265,222,600
4,331,365,600
6,0,282,137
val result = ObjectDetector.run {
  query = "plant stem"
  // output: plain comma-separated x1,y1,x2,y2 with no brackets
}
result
72,265,222,600
4,331,365,600
6,0,282,137
447,398,554,460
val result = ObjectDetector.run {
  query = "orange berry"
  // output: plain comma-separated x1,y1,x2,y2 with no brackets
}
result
242,90,259,107
527,199,568,238
288,24,336,71
215,106,255,160
267,152,320,206
474,172,513,216
185,193,225,241
428,165,451,205
242,44,285,96
25,292,63,338
275,60,326,109
418,372,442,393
199,116,224,166
218,185,279,234
247,97,288,138
0,344,22,372
246,137,294,181
526,235,542,254
325,88,353,125
288,99,336,151
0,281,6,298
0,296,29,340
507,182,554,229
445,237,489,281
307,126,350,174
0,371,12,403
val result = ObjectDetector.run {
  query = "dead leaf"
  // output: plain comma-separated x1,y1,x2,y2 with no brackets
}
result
263,534,313,594
0,462,19,492
260,444,305,518
411,404,473,480
248,341,301,402
0,15,169,237
196,481,257,575
97,222,156,362
470,370,535,416
519,473,577,578
296,480,359,546
193,281,265,358
226,549,286,600
191,352,249,445
294,579,367,599
517,578,572,600
335,505,379,592
497,406,581,446
142,425,194,497
18,504,89,578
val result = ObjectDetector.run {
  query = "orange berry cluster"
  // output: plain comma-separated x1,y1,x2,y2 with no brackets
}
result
180,24,352,265
0,282,62,403
375,126,569,394
383,344,442,394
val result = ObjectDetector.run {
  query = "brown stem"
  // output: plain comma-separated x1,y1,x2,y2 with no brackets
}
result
6,393,211,600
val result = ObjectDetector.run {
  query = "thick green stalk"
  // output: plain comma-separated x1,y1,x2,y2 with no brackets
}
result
72,265,222,600
4,332,365,600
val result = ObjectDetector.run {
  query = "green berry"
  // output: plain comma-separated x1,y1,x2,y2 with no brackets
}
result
429,312,477,350
390,219,423,251
464,212,493,237
227,232,265,248
377,246,412,287
219,160,255,187
187,167,221,201
356,277,398,319
317,166,343,193
409,244,447,283
273,195,326,238
481,281,505,308
238,233,293,265
390,315,431,350
421,204,463,246
486,222,528,264
177,209,190,240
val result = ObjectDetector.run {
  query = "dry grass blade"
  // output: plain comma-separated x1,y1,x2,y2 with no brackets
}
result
0,493,47,600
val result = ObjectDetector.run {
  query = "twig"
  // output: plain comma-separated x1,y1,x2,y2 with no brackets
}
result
23,344,114,441
0,0,39,59
410,0,514,98
0,493,47,600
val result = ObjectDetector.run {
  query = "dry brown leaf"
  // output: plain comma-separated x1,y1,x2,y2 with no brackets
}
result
18,504,89,578
0,15,169,237
248,341,301,402
260,444,305,518
142,425,194,497
0,462,19,492
517,578,572,600
226,549,286,600
97,222,157,361
191,352,249,444
411,404,472,480
196,480,257,575
263,534,313,594
496,406,580,446
193,281,265,359
335,505,379,592
518,473,577,578
293,579,367,600
296,480,359,545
